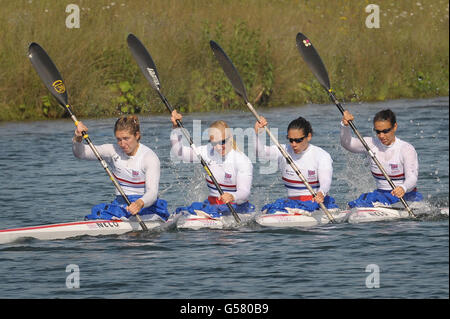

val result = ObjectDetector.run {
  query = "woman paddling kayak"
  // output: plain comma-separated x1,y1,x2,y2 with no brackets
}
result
254,116,338,214
340,109,423,208
73,115,169,221
170,110,254,218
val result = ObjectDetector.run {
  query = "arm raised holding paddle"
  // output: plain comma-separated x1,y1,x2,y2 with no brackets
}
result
170,110,182,128
170,110,253,207
295,31,418,218
73,121,88,143
28,42,154,230
339,109,422,208
72,116,170,221
254,116,333,206
127,33,245,223
209,39,337,223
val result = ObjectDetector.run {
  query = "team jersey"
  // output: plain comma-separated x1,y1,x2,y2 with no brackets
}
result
340,124,419,192
255,132,333,198
170,128,253,204
72,140,160,208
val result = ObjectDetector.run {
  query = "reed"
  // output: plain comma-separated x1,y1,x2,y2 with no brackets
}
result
0,0,448,121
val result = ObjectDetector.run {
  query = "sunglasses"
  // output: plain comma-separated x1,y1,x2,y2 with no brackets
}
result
373,127,393,135
210,136,230,147
286,135,306,143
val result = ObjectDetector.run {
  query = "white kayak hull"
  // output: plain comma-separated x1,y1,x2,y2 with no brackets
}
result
347,205,449,223
0,214,179,244
176,210,255,230
348,207,410,223
256,208,350,228
256,204,449,227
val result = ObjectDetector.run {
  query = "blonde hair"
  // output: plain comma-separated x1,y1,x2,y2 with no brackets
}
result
209,120,238,151
114,115,141,141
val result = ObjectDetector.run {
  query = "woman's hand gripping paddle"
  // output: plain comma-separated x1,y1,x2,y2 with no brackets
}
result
295,32,415,218
209,40,337,224
28,43,149,230
127,34,241,224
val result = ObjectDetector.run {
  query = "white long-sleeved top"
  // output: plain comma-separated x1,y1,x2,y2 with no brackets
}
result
72,140,160,208
255,132,333,197
340,123,419,192
170,128,253,204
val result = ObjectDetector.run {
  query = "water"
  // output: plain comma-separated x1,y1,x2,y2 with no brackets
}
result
0,97,448,299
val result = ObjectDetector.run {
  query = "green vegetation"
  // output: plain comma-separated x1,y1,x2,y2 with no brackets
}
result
0,0,448,121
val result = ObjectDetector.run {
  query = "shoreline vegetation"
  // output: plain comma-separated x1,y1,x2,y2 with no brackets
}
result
0,0,448,122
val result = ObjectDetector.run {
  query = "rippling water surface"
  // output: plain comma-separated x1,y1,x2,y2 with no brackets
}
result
0,97,448,299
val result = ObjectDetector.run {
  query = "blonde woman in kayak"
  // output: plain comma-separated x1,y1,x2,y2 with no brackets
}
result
73,115,169,220
170,110,254,215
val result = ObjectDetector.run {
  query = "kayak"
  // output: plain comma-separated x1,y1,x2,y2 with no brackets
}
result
1,205,446,242
176,210,255,230
174,200,257,230
347,203,449,224
0,214,180,244
256,207,350,227
256,203,449,227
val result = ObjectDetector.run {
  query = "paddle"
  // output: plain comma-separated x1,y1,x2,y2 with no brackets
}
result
28,42,149,231
209,40,337,224
126,34,241,224
295,32,415,218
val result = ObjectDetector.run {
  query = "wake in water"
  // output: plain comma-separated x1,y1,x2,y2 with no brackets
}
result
409,201,449,221
157,111,448,231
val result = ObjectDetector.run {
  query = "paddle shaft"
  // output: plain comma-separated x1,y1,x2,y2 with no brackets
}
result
126,34,241,223
327,91,415,218
67,105,149,230
27,42,148,231
295,32,415,218
209,40,335,223
155,88,242,223
247,102,337,223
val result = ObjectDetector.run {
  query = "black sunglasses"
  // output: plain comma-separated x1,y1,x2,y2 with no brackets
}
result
210,137,230,147
286,135,306,143
373,127,393,135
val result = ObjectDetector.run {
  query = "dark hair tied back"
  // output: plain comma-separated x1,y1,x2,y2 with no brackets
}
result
287,117,313,136
373,109,396,126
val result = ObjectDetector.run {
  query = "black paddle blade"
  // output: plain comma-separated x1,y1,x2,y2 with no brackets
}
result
209,40,249,102
28,42,69,107
127,34,161,91
295,33,331,91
